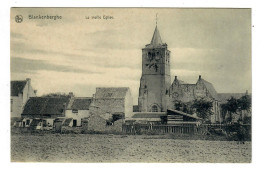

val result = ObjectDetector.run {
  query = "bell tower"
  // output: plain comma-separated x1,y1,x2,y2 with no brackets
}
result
138,24,171,112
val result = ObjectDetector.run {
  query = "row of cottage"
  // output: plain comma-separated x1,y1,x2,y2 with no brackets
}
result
11,78,250,133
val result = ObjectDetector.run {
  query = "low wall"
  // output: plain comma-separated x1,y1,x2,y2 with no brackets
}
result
122,124,207,135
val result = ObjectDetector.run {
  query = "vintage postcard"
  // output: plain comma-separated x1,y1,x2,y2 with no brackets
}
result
10,8,251,163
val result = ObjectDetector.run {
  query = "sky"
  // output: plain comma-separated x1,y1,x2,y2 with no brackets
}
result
10,8,251,104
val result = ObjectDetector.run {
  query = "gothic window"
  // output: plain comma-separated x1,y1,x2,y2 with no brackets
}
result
152,105,158,112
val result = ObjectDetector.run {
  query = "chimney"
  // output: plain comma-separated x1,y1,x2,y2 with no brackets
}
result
34,90,37,95
199,75,201,80
26,78,31,86
174,76,177,80
63,103,67,115
68,92,74,98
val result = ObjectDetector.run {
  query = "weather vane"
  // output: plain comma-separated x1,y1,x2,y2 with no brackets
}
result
156,13,158,26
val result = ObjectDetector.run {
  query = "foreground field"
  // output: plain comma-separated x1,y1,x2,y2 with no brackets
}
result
11,134,251,163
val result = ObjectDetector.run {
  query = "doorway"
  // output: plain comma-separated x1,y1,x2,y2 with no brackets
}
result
73,120,77,127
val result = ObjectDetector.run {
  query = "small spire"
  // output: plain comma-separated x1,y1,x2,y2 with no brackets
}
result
150,25,163,46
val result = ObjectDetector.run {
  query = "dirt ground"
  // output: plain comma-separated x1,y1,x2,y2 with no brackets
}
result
11,134,251,163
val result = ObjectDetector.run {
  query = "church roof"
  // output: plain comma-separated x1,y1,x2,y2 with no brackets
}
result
200,78,219,100
178,80,189,85
150,26,163,46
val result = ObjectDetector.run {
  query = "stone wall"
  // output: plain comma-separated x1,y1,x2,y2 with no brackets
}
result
88,115,123,133
93,98,125,114
65,110,90,126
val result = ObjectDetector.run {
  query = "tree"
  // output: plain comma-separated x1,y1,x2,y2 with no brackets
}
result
191,98,213,122
174,101,182,111
221,95,251,124
226,97,239,123
174,101,194,114
237,95,251,121
42,92,71,98
220,103,228,123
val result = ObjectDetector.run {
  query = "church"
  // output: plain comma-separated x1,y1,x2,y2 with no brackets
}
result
137,24,238,123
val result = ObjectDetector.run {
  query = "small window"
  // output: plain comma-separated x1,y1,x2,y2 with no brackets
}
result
152,105,158,112
72,109,78,113
106,121,113,126
26,120,30,125
10,99,13,112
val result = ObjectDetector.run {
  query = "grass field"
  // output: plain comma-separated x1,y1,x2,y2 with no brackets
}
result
11,134,251,163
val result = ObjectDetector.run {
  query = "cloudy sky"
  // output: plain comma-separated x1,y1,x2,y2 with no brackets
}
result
11,8,251,104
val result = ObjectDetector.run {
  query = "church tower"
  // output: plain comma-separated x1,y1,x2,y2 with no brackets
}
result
138,25,171,112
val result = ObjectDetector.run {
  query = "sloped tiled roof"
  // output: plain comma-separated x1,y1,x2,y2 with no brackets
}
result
22,97,70,116
11,80,27,96
167,109,202,120
95,87,129,99
62,118,73,126
200,79,219,100
132,112,166,118
67,97,93,110
30,119,42,127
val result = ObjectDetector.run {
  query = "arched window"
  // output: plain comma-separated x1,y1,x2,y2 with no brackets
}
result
152,105,158,112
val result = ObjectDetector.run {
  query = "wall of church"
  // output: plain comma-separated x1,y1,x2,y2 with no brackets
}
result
138,47,171,112
139,75,170,112
168,79,223,123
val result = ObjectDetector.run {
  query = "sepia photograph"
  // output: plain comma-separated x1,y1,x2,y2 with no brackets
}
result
10,8,251,163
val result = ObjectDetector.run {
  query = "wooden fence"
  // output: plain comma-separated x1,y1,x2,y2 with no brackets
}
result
122,124,207,135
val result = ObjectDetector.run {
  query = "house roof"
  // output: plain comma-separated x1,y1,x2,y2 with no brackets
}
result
218,93,247,102
67,97,92,110
22,97,70,116
167,109,202,120
11,80,27,96
132,112,167,118
30,119,42,127
200,78,219,100
95,87,130,99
